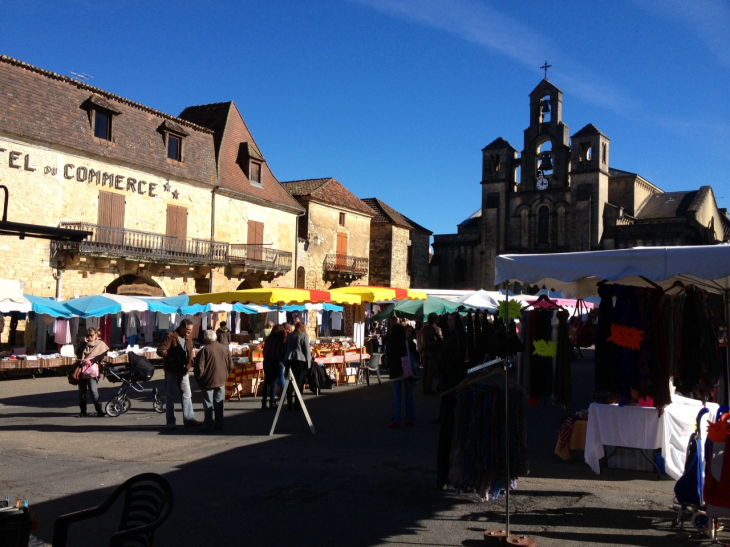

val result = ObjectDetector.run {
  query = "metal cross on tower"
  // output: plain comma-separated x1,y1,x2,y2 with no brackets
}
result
540,60,552,80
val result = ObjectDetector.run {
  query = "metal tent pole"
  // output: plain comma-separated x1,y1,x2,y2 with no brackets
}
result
504,283,510,537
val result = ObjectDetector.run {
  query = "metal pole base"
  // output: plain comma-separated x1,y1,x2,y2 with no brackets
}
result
483,530,537,546
269,369,316,436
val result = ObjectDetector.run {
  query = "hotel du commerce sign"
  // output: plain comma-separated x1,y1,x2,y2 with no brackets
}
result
0,142,182,200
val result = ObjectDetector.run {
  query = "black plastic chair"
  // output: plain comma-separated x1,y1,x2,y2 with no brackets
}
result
365,352,383,385
52,473,173,547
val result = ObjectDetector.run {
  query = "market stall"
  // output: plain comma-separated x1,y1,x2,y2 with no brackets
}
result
494,245,730,479
189,288,363,435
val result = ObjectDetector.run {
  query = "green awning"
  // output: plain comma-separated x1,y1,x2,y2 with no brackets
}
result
372,295,470,322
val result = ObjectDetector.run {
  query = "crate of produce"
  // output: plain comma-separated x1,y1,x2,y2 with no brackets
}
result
0,359,18,370
41,357,64,368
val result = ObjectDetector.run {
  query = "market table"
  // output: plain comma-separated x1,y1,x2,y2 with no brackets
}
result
585,395,719,480
314,353,370,385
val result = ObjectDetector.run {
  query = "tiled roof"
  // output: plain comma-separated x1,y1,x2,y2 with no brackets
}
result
180,102,303,212
0,55,217,185
636,190,698,220
282,178,375,216
482,137,516,151
361,198,432,234
571,123,606,139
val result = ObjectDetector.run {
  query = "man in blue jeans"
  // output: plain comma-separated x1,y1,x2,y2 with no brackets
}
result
157,319,201,429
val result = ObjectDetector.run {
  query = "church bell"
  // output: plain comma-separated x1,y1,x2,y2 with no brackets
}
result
541,100,550,113
539,153,553,172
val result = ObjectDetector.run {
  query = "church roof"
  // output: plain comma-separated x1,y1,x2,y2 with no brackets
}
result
458,208,482,230
482,137,517,151
608,167,638,178
571,123,607,139
361,198,432,234
636,190,702,220
282,178,375,216
529,78,562,99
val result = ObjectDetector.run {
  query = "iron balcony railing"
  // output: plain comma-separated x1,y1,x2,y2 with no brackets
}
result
324,253,369,276
55,223,291,271
229,244,293,273
56,222,229,265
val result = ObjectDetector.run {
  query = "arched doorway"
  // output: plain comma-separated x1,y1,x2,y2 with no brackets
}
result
106,274,165,296
236,279,263,290
296,267,306,289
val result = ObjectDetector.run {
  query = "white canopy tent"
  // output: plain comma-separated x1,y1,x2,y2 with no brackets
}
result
495,244,730,404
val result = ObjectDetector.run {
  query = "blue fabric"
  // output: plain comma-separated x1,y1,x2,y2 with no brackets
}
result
153,295,210,315
137,298,179,314
392,379,415,424
271,362,286,401
165,370,195,425
24,294,74,318
62,295,122,317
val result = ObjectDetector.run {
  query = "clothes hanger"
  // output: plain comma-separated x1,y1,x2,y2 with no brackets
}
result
440,365,528,397
664,280,685,294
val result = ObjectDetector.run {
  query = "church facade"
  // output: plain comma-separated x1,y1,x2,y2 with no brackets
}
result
431,78,730,290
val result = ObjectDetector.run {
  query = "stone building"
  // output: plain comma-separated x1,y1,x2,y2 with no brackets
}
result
0,55,301,299
361,198,431,289
281,178,373,290
431,77,730,290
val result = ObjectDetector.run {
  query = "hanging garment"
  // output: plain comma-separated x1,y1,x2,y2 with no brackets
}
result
331,312,343,331
54,319,72,345
202,313,209,332
474,313,484,363
143,311,155,341
86,316,100,330
300,310,309,326
679,285,719,397
34,317,47,354
594,283,618,394
24,318,36,346
448,384,529,499
235,312,241,334
69,317,79,344
466,312,476,365
552,309,573,407
157,313,170,331
125,312,139,337
528,309,554,401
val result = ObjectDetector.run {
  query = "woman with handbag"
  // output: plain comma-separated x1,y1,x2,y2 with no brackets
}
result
386,321,420,429
74,327,109,417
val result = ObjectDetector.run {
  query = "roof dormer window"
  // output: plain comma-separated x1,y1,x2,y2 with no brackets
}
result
237,142,265,187
159,120,189,163
83,95,121,143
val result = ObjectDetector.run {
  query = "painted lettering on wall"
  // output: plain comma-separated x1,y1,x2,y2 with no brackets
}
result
0,146,177,200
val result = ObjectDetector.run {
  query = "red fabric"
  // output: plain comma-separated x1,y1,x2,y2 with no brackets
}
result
393,288,409,299
308,290,331,303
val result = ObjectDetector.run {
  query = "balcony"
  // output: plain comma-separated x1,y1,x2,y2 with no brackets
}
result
229,244,292,273
324,253,369,281
54,223,292,278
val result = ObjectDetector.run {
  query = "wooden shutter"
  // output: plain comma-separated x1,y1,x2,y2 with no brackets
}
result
98,191,125,228
97,191,125,246
166,205,188,254
247,220,264,261
336,232,348,269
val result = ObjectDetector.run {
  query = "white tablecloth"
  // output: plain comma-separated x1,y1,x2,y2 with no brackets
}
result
585,395,719,480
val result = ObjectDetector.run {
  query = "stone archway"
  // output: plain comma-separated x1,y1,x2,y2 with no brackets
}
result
106,274,165,296
236,279,263,290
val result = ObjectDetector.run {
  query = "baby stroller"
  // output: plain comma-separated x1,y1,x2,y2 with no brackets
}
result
103,352,166,417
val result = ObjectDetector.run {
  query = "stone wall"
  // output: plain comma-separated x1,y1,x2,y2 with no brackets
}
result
301,201,370,290
409,231,430,288
390,225,411,289
0,133,296,297
368,224,392,286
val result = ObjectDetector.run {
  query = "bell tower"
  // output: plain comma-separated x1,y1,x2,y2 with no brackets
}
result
521,79,570,191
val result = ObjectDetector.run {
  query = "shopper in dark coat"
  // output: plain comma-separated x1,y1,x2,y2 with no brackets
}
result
283,322,311,411
194,330,233,431
157,319,199,428
437,313,467,489
215,321,231,347
262,324,286,410
386,321,419,428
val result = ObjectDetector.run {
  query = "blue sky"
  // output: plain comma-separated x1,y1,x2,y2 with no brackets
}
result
1,0,728,238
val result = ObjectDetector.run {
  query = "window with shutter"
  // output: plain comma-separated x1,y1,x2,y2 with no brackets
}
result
247,220,264,261
166,205,188,254
336,232,348,269
97,191,125,247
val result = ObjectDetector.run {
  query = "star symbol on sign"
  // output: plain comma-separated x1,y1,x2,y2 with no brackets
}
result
163,182,171,192
172,190,180,200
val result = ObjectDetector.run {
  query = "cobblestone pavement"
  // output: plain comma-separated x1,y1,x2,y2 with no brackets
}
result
0,354,722,546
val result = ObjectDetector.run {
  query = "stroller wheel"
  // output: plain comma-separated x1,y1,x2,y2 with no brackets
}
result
121,399,131,413
691,510,710,533
153,396,166,414
105,400,122,418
